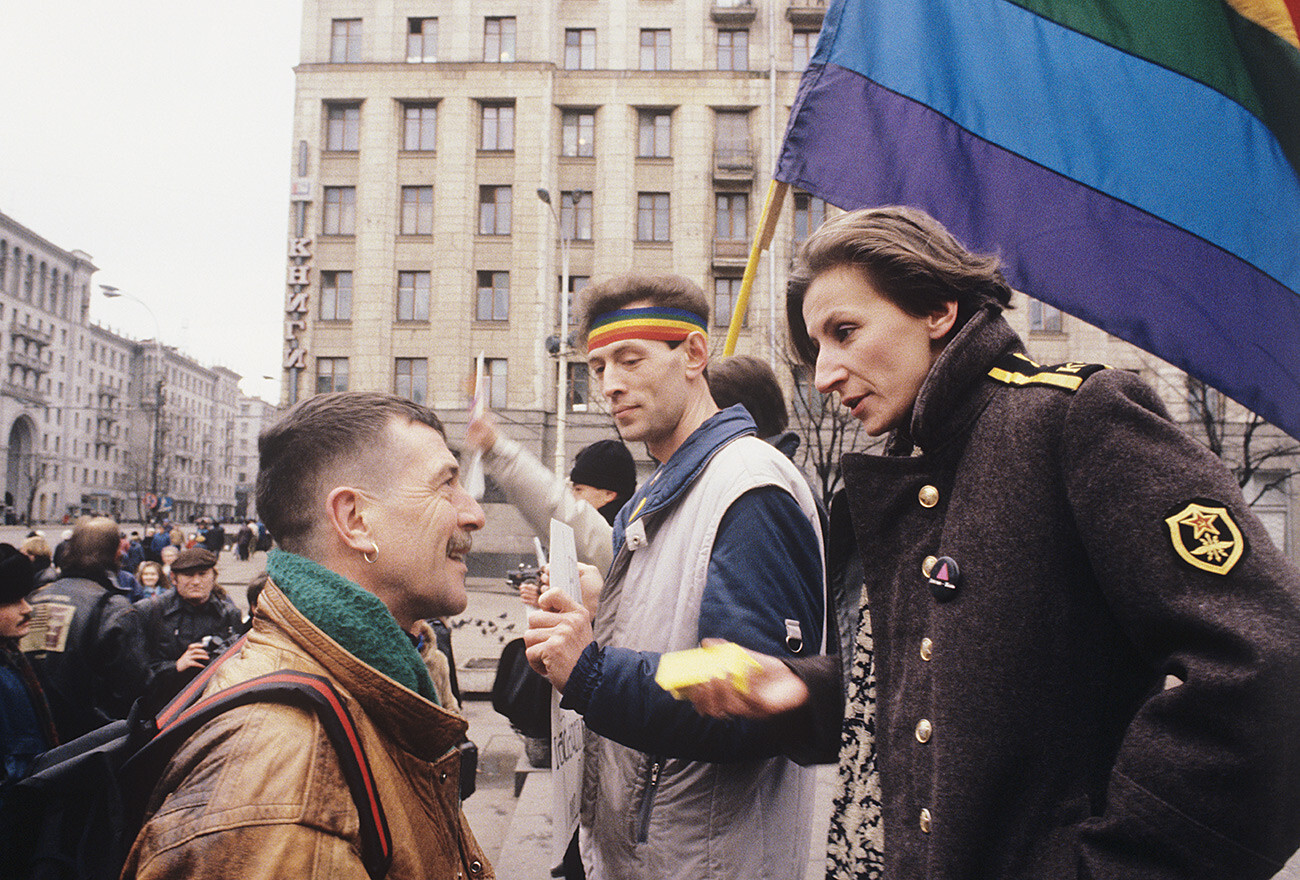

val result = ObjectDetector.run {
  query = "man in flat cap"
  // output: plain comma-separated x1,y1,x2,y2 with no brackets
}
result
135,546,242,703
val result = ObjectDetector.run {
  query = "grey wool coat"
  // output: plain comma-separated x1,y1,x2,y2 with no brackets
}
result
814,306,1300,880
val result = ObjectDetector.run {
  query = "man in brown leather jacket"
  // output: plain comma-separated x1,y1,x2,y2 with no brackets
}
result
124,392,494,880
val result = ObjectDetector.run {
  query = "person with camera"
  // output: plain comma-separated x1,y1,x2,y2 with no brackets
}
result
134,547,241,704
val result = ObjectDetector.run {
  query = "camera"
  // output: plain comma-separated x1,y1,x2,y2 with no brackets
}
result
198,634,230,660
505,563,541,588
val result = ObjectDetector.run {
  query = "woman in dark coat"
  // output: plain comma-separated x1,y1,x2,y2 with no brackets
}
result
682,206,1300,880
0,546,57,786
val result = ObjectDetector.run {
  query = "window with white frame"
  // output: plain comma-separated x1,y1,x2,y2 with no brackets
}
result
717,29,748,70
479,186,512,235
485,17,516,62
400,186,434,235
480,103,515,151
640,29,670,70
562,110,595,157
394,358,428,404
565,29,595,70
562,191,593,241
476,271,510,321
407,18,436,62
322,187,356,235
316,357,348,394
638,110,672,158
397,271,430,321
402,103,437,151
637,193,670,242
319,271,352,320
325,103,360,151
330,19,362,62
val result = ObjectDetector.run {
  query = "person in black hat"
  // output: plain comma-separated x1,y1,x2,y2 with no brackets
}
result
567,438,637,526
0,544,58,786
134,546,242,705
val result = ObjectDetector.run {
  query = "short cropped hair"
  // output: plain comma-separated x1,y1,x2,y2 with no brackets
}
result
576,274,709,352
787,206,1013,366
62,516,122,573
709,355,789,438
256,392,445,553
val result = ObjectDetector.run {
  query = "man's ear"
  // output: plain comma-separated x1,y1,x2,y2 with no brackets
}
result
683,331,710,379
325,486,373,553
926,299,959,341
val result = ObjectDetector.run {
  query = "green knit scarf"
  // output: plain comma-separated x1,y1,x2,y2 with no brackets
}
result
266,550,438,704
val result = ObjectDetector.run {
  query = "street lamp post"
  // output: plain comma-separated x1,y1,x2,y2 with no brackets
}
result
100,285,164,522
538,187,581,478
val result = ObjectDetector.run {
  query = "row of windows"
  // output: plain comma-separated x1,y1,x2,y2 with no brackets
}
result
314,356,510,409
330,17,819,71
314,356,599,412
315,269,763,333
319,187,827,247
324,102,693,160
0,242,73,318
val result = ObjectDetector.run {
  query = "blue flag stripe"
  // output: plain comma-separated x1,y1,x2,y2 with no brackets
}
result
819,0,1300,291
776,64,1300,440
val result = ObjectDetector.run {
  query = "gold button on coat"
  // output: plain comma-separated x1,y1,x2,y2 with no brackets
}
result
919,808,932,833
915,718,932,743
918,485,939,508
922,555,937,577
920,637,933,661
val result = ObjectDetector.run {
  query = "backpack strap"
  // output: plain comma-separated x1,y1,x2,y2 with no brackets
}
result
133,643,393,880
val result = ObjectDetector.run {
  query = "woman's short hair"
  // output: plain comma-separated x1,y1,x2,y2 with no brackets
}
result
709,355,789,438
577,274,709,352
786,205,1013,365
256,392,446,554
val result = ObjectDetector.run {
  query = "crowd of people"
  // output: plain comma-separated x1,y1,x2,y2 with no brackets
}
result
1,206,1299,880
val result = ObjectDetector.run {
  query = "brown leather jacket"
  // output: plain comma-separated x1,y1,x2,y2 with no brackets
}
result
123,580,493,880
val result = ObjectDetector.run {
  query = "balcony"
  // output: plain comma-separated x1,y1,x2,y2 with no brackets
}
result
8,350,47,375
787,0,828,27
10,318,52,346
95,424,116,447
97,382,118,400
2,380,45,406
713,239,751,268
711,0,757,24
713,147,755,183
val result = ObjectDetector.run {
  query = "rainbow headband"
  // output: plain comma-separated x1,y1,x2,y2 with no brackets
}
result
587,307,708,350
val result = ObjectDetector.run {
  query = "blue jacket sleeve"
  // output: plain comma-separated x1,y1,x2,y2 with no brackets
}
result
563,486,825,762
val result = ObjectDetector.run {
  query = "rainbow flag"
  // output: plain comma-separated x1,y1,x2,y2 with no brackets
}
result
777,0,1300,441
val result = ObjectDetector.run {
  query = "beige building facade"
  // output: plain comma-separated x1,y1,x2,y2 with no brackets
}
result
284,0,1294,570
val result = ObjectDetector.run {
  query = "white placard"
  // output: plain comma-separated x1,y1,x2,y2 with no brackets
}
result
548,518,584,864
463,352,486,499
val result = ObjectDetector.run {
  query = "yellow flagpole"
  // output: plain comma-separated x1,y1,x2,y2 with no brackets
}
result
723,180,789,356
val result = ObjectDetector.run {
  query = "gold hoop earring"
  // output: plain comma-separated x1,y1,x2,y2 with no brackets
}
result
363,541,379,564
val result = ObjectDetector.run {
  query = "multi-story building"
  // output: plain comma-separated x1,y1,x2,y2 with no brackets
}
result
283,0,1294,570
234,394,279,519
0,210,250,523
283,0,831,574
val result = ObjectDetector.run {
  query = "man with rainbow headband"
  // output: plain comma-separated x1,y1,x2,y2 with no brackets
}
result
525,274,826,880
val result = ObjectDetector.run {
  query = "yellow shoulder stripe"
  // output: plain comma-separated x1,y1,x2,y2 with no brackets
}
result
987,367,1085,391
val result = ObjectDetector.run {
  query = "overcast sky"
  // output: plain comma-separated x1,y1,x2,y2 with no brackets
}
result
1,1,303,404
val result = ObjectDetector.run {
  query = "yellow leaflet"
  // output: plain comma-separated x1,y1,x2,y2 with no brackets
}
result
655,642,762,699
